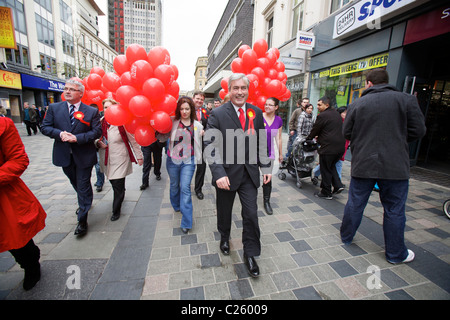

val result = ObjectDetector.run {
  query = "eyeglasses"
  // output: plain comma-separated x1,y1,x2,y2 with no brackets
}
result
63,87,81,92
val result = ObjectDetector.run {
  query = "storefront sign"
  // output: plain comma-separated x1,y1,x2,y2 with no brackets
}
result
21,74,65,92
329,52,389,77
0,70,21,89
296,31,315,50
0,6,17,49
404,5,450,45
333,0,423,39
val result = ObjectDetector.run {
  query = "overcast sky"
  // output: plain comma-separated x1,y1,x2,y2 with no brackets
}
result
97,0,229,91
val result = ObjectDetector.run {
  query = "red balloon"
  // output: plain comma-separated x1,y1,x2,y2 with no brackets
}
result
255,95,267,110
253,39,268,58
130,60,153,88
267,68,278,79
274,61,285,72
104,103,133,126
150,111,172,134
124,116,150,134
90,66,105,77
115,85,138,107
269,47,280,59
242,49,258,72
167,81,180,100
148,46,171,69
256,57,270,72
280,89,291,101
142,78,166,103
170,65,179,80
113,55,130,75
231,58,244,73
86,90,105,107
126,44,148,64
220,78,229,91
135,124,157,146
238,45,251,58
246,74,259,94
154,64,175,87
277,72,288,83
87,73,102,90
265,79,283,97
103,72,121,92
129,95,152,118
265,51,277,67
219,89,226,100
153,94,176,114
120,71,133,86
251,67,265,83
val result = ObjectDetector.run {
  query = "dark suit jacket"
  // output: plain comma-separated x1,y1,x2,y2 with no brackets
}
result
204,102,272,191
42,101,102,168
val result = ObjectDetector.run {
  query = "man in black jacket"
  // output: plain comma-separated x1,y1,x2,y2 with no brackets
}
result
340,68,426,264
307,96,346,199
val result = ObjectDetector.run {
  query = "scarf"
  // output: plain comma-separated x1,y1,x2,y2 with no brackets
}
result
101,119,136,166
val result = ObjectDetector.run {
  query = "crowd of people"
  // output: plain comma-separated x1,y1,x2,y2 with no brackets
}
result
0,68,426,289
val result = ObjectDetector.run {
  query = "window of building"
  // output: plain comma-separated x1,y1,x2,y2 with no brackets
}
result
34,0,52,12
60,0,73,26
35,13,55,47
267,16,274,48
39,53,57,75
62,31,74,57
5,45,29,67
330,0,351,14
291,0,304,38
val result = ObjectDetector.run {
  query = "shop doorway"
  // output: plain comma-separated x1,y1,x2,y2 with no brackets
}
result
405,76,450,174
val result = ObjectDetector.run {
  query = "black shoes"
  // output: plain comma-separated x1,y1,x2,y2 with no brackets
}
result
74,221,88,236
140,184,148,190
156,175,161,181
181,227,189,234
332,185,345,195
263,198,273,215
111,213,120,221
96,185,102,192
23,263,41,291
315,192,333,200
220,240,230,255
244,254,260,277
196,192,204,200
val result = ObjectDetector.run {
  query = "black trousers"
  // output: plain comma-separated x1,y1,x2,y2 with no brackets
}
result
319,153,344,196
216,168,260,256
9,239,40,270
110,178,125,215
24,120,37,135
194,143,206,194
141,141,164,185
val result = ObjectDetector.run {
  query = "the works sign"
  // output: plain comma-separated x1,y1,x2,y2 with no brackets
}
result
333,0,428,39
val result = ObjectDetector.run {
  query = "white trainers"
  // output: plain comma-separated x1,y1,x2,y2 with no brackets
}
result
388,249,415,264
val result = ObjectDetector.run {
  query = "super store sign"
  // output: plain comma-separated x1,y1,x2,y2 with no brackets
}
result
333,0,427,39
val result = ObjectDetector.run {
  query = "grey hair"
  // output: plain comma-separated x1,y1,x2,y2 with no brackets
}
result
65,79,85,94
228,73,249,91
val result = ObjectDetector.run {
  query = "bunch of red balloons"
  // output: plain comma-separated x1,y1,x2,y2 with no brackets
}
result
219,39,291,110
65,44,179,146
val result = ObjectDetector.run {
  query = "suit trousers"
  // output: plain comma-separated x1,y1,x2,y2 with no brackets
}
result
216,167,261,257
141,141,164,185
194,143,206,194
62,154,94,223
110,178,126,215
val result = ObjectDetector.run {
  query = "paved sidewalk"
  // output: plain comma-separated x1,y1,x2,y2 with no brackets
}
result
1,124,449,300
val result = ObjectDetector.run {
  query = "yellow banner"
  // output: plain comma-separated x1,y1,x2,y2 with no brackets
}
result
0,70,22,89
0,7,17,49
329,53,389,77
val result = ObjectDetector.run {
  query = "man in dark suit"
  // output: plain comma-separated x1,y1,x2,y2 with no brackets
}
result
204,73,272,277
192,91,207,200
42,79,102,236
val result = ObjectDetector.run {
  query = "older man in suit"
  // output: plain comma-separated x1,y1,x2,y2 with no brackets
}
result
204,73,272,277
42,79,102,236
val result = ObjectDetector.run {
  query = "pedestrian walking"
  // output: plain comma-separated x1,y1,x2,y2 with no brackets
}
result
166,96,203,234
96,99,143,221
340,68,426,264
306,96,346,199
192,91,207,200
204,73,272,277
41,79,102,236
262,97,283,215
140,138,164,190
0,116,46,290
23,102,38,136
286,98,309,158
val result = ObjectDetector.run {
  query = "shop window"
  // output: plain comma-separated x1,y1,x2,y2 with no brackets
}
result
291,0,304,38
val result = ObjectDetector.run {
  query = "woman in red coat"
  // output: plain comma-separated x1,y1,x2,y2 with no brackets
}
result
0,116,46,290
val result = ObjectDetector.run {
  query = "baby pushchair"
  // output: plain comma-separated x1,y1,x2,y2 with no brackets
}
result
278,138,318,188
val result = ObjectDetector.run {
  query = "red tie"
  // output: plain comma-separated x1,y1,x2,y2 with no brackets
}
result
197,110,201,121
238,108,245,129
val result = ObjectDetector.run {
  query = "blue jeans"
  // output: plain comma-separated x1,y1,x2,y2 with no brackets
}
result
340,177,409,262
166,156,196,229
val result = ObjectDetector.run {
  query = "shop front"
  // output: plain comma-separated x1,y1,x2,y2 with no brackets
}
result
0,69,23,122
309,0,450,173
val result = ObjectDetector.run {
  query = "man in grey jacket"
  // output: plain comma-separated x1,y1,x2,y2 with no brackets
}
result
340,68,426,264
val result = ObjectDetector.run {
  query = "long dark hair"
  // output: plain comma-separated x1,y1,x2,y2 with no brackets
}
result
175,96,196,122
